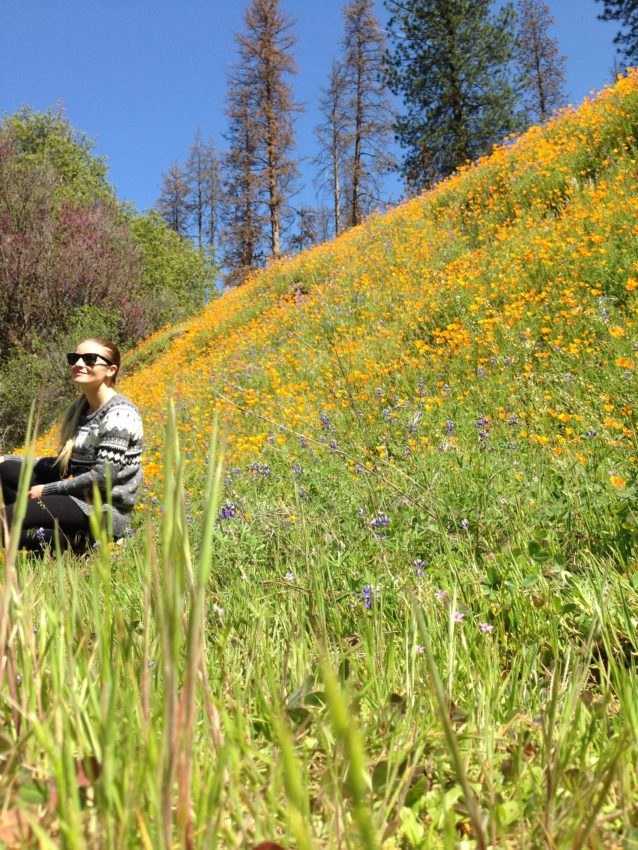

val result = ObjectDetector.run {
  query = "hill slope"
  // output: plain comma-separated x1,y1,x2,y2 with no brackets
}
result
12,71,638,847
119,71,638,555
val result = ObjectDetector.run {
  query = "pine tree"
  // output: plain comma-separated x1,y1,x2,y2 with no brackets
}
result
595,0,638,65
314,61,349,237
515,0,567,123
234,0,300,260
155,163,190,236
342,0,395,227
185,129,222,254
221,73,266,287
289,205,323,252
385,0,523,191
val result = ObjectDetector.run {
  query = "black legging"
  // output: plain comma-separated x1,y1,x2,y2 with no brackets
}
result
0,458,91,552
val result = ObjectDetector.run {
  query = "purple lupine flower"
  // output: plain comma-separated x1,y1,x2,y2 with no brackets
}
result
445,420,455,435
219,502,238,520
319,412,332,429
370,513,390,529
360,585,378,609
476,415,491,446
249,461,271,477
460,519,470,531
292,464,303,477
412,559,427,577
35,527,46,543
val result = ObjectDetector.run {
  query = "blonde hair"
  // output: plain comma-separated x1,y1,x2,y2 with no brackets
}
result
55,338,121,475
55,396,87,474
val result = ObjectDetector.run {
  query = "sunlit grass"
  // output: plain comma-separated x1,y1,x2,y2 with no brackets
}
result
3,70,638,848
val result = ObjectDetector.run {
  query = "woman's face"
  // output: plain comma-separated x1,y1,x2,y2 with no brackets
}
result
69,339,118,390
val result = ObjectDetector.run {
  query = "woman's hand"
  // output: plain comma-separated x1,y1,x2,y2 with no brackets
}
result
28,484,45,500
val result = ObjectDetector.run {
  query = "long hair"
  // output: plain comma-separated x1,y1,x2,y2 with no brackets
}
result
55,338,121,475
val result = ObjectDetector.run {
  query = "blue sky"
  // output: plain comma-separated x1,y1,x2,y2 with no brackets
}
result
0,1,623,214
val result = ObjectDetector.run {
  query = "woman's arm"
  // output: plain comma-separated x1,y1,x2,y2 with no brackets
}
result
40,404,143,499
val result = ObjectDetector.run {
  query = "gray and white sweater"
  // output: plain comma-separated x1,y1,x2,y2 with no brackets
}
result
41,394,144,537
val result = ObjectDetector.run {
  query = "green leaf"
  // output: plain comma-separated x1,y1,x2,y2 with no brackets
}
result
522,572,541,588
399,807,425,846
528,541,550,563
17,779,49,806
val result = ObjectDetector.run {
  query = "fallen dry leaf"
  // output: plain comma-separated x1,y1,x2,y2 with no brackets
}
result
0,809,31,847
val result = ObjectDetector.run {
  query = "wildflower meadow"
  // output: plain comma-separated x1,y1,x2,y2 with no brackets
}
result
3,71,638,848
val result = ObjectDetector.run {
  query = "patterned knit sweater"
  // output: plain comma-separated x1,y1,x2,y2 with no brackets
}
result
41,394,144,537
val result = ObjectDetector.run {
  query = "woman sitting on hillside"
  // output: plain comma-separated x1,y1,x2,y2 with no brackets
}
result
0,338,144,552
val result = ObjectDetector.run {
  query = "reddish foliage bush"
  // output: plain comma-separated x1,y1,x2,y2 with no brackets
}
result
0,136,145,358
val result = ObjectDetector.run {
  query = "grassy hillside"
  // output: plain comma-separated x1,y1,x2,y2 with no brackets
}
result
4,72,638,848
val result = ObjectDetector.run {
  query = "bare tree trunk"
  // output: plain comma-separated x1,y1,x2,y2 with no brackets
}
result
532,26,548,120
314,60,348,237
340,0,395,227
332,124,342,236
515,0,567,124
265,74,281,257
351,36,363,226
233,0,299,262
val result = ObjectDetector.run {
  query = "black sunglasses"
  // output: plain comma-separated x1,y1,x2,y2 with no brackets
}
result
66,352,114,368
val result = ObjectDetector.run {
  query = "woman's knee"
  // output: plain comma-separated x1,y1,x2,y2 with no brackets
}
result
0,459,24,492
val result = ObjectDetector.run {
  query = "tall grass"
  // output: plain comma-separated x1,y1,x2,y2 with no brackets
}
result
4,71,638,848
1,407,637,847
